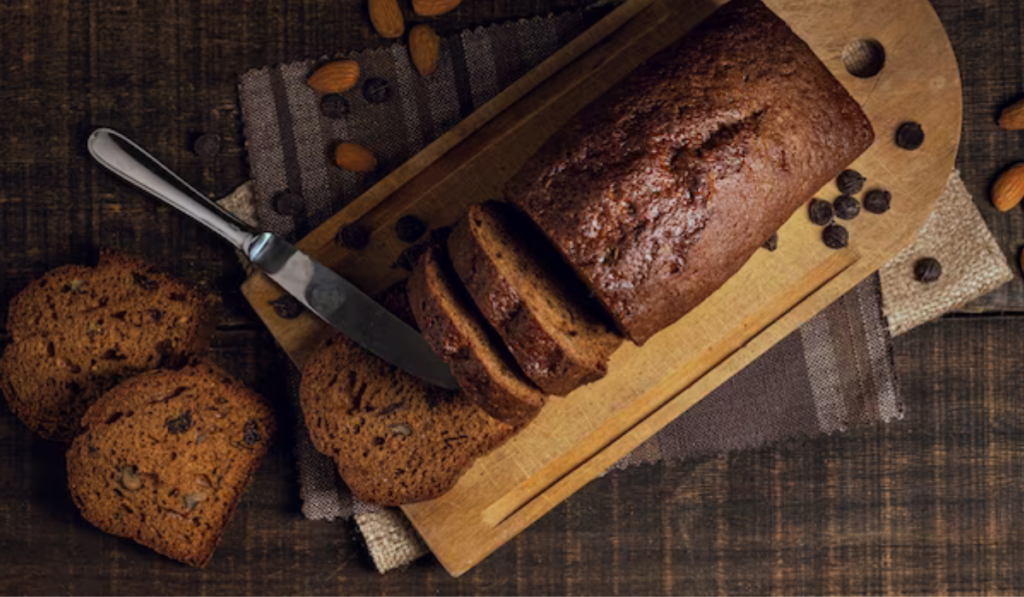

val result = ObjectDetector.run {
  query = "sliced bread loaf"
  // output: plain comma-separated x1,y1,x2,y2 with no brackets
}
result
448,201,622,395
300,282,515,506
0,250,221,441
408,245,545,426
66,362,276,567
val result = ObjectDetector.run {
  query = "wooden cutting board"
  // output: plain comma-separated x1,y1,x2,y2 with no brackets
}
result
240,0,961,576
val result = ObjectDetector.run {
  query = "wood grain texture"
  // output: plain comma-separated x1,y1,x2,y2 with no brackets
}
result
240,0,960,575
0,0,1022,593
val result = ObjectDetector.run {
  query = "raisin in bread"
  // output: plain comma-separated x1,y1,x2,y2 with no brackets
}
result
408,246,545,426
300,282,515,506
506,0,875,344
448,201,622,395
66,362,276,567
0,250,221,441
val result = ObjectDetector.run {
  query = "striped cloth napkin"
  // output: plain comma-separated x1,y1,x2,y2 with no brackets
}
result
234,8,1012,573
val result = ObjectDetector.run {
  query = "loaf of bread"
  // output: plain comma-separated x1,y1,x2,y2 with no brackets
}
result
408,245,545,426
66,362,276,567
506,0,875,344
300,282,516,506
448,201,621,396
1,250,222,441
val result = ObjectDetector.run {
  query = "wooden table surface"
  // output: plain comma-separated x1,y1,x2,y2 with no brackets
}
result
2,0,1023,594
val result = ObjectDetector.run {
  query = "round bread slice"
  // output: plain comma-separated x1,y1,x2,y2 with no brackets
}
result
448,201,622,395
408,245,545,426
299,282,515,506
1,249,221,441
66,362,276,567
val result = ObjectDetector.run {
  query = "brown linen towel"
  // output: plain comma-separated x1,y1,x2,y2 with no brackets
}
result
235,10,1007,573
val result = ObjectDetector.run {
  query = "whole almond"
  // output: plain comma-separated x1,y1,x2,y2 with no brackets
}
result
368,0,404,39
999,99,1024,130
992,163,1024,212
334,143,377,173
307,61,360,94
412,0,461,17
409,24,440,77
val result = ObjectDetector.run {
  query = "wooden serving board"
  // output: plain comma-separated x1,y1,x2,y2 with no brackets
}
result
241,0,961,577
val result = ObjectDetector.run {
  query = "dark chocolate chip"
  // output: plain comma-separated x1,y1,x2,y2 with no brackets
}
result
864,189,892,214
273,191,305,217
337,223,370,249
393,244,429,271
193,133,221,159
896,122,925,151
320,94,350,119
270,295,304,319
166,411,193,434
362,77,392,104
822,224,849,249
132,272,159,291
373,437,385,446
762,232,778,252
379,402,405,416
836,170,866,195
243,419,261,446
395,215,426,242
833,195,861,220
808,199,834,226
914,257,942,283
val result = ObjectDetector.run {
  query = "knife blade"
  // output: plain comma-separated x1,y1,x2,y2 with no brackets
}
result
87,127,459,390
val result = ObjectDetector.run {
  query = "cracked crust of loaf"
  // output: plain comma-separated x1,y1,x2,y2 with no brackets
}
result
66,362,276,567
506,0,875,344
448,201,622,396
0,249,222,441
299,282,515,506
408,245,545,426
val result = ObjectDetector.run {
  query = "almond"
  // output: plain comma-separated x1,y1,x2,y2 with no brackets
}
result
334,143,377,173
307,61,360,94
992,163,1024,212
999,99,1024,130
412,0,461,17
409,24,440,77
368,0,404,39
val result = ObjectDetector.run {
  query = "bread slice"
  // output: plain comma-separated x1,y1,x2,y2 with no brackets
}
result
408,245,545,426
299,282,515,506
66,362,276,567
448,201,622,395
0,250,221,441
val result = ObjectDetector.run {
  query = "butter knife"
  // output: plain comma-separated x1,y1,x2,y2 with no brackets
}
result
87,127,459,390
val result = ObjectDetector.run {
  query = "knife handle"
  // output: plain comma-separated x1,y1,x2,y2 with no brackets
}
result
87,128,256,252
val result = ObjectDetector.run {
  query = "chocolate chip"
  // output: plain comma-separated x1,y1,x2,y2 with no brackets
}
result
379,402,405,416
337,223,370,249
822,224,849,249
395,215,426,242
833,195,860,220
119,465,142,492
761,232,778,252
273,191,305,217
896,122,925,150
320,93,350,119
808,199,834,226
914,257,942,283
131,272,159,291
393,244,428,271
243,419,261,446
362,77,392,104
270,294,303,319
166,411,193,434
863,189,892,214
836,170,866,195
193,133,221,159
373,437,385,446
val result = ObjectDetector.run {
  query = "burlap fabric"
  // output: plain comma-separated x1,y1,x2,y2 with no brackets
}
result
234,11,1011,573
